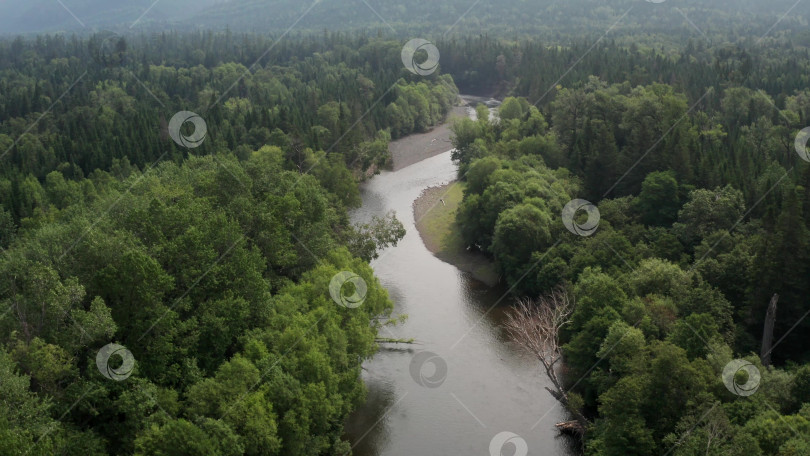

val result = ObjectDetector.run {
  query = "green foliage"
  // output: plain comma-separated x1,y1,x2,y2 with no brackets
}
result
346,212,407,262
0,34,458,224
588,375,656,456
4,15,810,455
446,90,810,455
674,185,746,247
498,97,527,121
0,349,106,455
634,171,681,227
134,418,245,456
491,203,553,285
0,152,397,455
793,366,810,408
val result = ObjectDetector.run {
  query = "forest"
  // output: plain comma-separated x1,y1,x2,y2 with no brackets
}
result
0,33,451,455
453,94,810,454
1,0,810,454
3,0,810,41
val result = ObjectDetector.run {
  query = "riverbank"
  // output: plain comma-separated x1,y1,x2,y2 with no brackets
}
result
412,181,500,287
389,105,468,170
389,95,503,170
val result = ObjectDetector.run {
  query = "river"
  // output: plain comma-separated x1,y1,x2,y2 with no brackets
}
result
344,100,578,456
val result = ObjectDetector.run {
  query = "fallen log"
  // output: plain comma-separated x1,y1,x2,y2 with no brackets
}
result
375,337,417,344
555,420,584,436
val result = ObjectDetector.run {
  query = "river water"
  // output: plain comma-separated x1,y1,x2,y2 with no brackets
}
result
344,104,577,456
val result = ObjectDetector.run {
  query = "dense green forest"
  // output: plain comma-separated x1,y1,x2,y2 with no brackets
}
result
0,32,458,223
449,52,810,456
2,0,810,454
0,33,455,455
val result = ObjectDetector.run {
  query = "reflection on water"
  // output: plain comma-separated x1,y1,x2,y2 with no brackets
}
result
344,120,576,456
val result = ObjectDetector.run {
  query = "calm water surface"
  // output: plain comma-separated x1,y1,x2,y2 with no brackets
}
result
344,119,578,456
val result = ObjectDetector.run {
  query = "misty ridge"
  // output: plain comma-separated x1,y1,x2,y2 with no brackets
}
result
1,0,809,40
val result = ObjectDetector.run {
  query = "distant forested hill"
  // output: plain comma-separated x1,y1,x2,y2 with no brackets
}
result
189,0,810,41
3,0,810,44
0,0,220,34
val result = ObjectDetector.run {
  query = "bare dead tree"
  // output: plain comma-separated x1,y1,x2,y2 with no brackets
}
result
703,413,727,456
760,293,778,368
504,286,589,433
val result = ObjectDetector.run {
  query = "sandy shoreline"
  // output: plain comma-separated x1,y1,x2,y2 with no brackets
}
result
389,105,469,171
412,182,500,287
412,184,454,254
390,95,499,286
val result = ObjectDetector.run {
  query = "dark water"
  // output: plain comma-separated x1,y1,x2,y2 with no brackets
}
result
344,136,578,456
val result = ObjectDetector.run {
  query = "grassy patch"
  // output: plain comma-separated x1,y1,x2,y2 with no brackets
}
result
415,182,499,286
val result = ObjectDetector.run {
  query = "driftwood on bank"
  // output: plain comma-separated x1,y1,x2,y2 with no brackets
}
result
375,337,418,344
555,420,584,436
